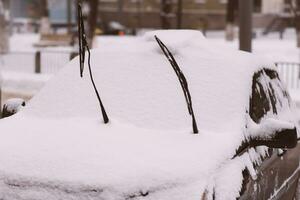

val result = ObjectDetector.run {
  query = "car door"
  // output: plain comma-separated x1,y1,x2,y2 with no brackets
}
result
239,69,300,200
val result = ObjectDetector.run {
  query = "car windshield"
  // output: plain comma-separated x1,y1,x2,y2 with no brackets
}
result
0,30,292,200
24,31,275,133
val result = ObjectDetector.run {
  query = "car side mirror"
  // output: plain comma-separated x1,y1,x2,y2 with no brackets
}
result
1,98,26,119
248,118,298,149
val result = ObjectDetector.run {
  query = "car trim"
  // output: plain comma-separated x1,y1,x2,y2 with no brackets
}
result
267,166,300,200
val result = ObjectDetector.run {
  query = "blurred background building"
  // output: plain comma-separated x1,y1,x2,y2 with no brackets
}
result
6,0,296,31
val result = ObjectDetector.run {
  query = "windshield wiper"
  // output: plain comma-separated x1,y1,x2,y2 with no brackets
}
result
77,3,109,124
155,36,198,134
78,3,85,77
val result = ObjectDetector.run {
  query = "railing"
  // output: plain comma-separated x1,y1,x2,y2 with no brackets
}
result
275,62,300,89
0,50,77,74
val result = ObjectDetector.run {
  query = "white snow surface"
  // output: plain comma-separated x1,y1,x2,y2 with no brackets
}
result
1,71,51,96
247,117,295,139
26,30,276,132
0,30,289,199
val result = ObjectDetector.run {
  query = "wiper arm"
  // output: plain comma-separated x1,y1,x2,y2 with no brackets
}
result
155,36,198,134
77,3,109,124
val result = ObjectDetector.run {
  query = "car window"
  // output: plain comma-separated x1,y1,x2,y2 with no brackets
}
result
238,69,291,198
249,69,290,123
248,68,291,160
264,69,291,113
250,71,272,123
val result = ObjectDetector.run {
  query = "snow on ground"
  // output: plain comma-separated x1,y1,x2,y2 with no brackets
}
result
9,33,74,52
9,33,39,52
205,29,300,63
0,33,74,101
1,71,51,96
0,33,73,76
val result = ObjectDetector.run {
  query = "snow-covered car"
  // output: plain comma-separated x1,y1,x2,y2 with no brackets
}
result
0,30,299,200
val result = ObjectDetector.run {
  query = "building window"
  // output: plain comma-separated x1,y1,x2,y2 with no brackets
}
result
195,0,206,4
156,0,178,3
219,0,227,4
100,0,117,2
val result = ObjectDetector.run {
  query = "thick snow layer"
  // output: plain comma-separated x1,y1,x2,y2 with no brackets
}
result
26,30,276,133
205,29,300,63
0,30,293,199
247,117,295,139
0,117,237,199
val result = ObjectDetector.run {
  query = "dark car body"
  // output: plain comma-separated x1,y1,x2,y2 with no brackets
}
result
237,69,300,199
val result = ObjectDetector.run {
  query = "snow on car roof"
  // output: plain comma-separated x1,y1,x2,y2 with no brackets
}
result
25,30,275,132
0,30,276,199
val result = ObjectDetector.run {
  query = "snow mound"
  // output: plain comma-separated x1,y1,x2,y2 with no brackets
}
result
25,30,275,133
0,30,286,199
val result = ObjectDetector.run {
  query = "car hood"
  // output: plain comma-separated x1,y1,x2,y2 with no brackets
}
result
0,115,242,199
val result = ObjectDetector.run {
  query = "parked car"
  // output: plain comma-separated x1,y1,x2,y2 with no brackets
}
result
91,20,135,36
0,30,299,200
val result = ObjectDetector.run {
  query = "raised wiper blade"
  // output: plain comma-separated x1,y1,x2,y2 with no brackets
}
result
78,3,85,77
155,35,198,134
77,3,109,124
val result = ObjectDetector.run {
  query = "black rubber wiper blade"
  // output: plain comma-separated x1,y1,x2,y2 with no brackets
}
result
155,35,198,134
78,3,85,77
77,3,109,124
